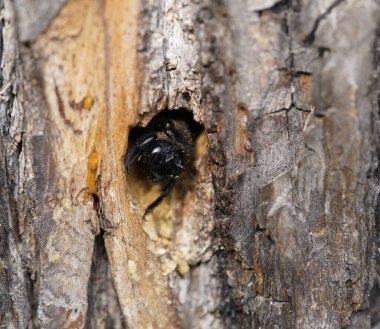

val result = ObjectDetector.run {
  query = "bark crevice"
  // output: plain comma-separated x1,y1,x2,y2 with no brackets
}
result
303,0,346,45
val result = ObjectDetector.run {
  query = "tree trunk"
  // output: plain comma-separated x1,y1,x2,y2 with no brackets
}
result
1,0,379,328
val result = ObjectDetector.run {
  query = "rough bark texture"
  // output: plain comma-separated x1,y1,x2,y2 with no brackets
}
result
0,0,379,328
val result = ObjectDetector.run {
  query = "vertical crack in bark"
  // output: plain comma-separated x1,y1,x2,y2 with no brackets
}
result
197,1,252,327
85,234,125,329
97,0,113,232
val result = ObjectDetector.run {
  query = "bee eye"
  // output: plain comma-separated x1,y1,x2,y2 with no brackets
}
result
152,146,162,154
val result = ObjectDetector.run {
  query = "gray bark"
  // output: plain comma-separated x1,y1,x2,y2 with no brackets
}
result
0,0,379,328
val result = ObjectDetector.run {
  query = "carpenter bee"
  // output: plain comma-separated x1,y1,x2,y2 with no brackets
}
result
125,112,198,216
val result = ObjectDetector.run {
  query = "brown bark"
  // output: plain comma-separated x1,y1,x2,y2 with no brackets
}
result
0,0,379,328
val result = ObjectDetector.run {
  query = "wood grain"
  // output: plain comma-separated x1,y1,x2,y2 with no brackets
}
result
1,0,379,328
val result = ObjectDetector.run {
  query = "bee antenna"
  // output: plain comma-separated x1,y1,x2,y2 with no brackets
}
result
176,164,199,183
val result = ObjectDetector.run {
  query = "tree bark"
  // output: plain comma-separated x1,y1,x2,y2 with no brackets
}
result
0,0,379,328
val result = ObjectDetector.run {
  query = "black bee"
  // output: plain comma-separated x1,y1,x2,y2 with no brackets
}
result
125,112,198,216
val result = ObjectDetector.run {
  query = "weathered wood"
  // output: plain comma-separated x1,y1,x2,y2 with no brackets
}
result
0,1,29,327
13,0,67,42
201,0,380,328
1,0,379,328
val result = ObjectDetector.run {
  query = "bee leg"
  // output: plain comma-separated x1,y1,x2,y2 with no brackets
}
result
176,164,199,183
125,134,155,173
143,178,175,217
125,145,141,173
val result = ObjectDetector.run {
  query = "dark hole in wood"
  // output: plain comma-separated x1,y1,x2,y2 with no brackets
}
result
125,108,204,213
